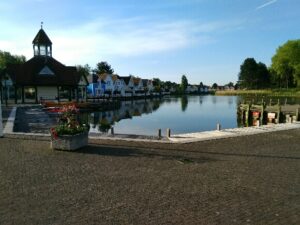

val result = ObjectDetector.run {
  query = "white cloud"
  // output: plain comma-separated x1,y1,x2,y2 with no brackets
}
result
0,16,242,65
256,0,278,10
49,18,216,65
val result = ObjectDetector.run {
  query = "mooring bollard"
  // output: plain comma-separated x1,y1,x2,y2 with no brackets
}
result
166,128,171,138
111,127,114,135
286,114,292,123
0,100,3,137
217,123,221,131
158,129,161,139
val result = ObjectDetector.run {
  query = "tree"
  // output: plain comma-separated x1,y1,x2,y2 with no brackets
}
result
181,95,188,111
0,50,26,71
199,82,204,88
271,40,300,88
212,83,218,89
94,61,114,75
238,58,270,89
180,75,188,93
153,78,165,92
76,64,91,78
226,82,234,88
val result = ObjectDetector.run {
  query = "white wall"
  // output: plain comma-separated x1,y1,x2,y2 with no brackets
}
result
37,86,57,100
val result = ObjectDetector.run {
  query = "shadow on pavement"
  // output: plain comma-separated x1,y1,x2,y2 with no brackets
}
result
73,144,217,164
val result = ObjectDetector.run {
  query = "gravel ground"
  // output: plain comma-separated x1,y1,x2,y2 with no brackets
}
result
0,128,300,225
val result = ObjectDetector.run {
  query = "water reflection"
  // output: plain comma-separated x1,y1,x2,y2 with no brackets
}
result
86,95,300,135
181,96,188,112
89,98,164,133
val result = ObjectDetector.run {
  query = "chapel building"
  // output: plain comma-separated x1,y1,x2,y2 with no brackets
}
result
1,25,88,104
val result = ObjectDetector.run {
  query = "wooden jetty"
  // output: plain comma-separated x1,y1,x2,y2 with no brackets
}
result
238,100,300,126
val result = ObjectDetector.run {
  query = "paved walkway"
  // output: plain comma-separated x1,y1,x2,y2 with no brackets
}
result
169,122,300,143
1,128,300,225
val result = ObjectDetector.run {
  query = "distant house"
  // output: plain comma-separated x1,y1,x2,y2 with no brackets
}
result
199,86,209,93
133,77,144,96
1,26,88,103
224,85,235,91
112,74,126,96
186,85,198,94
120,75,135,96
98,73,114,95
142,79,154,95
87,73,101,97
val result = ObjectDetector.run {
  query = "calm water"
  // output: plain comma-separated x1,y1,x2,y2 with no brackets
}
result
86,95,300,136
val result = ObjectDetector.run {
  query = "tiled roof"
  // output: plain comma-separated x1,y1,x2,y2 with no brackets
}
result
133,77,141,86
32,29,52,45
6,56,83,86
112,74,120,81
98,73,112,81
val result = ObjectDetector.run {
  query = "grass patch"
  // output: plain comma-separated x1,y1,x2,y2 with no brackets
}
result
216,89,300,97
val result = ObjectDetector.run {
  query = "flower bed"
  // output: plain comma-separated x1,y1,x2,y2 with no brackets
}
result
50,104,89,150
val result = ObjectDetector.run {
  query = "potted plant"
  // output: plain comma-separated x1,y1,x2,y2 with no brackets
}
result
50,104,89,151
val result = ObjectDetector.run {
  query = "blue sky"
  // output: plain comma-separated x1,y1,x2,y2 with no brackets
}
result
0,0,299,85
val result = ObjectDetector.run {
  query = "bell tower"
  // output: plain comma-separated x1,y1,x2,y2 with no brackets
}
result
32,22,52,57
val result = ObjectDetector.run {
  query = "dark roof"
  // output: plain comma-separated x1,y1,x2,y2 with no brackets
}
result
6,56,85,86
32,29,52,45
119,76,131,85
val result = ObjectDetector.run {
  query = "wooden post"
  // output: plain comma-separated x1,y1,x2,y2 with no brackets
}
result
276,106,281,124
158,129,161,139
245,104,250,124
111,127,114,135
166,128,171,138
0,100,3,137
296,108,299,121
260,104,264,125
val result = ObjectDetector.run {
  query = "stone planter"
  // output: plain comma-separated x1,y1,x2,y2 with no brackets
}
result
51,132,88,151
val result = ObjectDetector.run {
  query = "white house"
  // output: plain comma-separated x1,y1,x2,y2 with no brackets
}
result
142,79,154,95
119,76,135,97
98,73,114,96
112,75,126,96
186,85,198,93
133,77,144,96
199,86,209,93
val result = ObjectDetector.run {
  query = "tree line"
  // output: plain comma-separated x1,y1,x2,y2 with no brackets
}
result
238,39,300,89
2,38,299,91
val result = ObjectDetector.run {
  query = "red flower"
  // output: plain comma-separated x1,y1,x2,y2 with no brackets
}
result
50,127,58,139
